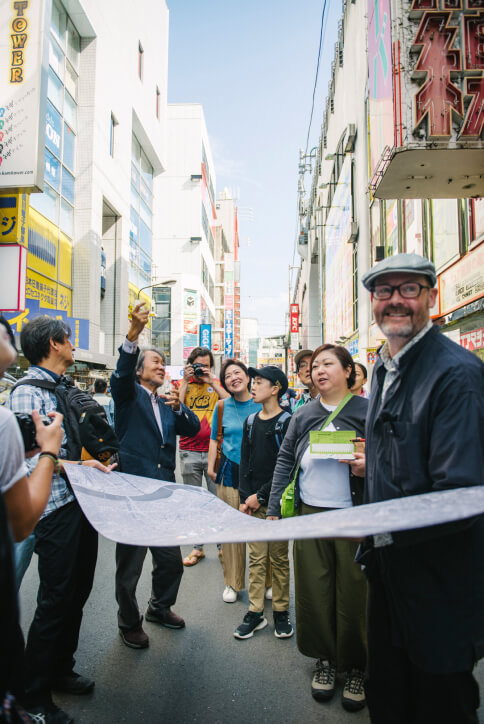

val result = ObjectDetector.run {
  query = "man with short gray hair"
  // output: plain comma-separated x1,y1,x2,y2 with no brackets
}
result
360,253,484,723
111,302,200,649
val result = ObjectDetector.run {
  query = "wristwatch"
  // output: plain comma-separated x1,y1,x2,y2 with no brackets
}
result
256,493,266,506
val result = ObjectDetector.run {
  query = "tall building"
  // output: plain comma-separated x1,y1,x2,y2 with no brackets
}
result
293,0,484,373
0,0,170,383
153,103,217,365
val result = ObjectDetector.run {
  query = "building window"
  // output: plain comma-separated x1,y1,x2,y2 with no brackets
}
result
156,86,160,119
30,0,79,240
138,41,144,80
129,134,153,289
430,199,460,271
109,113,118,157
152,287,171,363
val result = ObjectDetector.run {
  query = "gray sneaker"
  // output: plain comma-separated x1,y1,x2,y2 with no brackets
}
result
311,658,336,701
342,669,366,711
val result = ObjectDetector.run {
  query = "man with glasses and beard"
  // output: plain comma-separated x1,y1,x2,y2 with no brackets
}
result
360,253,484,724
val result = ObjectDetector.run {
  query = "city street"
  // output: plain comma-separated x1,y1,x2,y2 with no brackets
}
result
19,534,484,724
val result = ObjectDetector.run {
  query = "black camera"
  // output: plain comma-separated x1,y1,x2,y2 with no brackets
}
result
14,412,52,453
192,363,206,377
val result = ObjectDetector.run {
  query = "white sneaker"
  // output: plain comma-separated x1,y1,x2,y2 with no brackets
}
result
223,585,237,603
264,586,273,600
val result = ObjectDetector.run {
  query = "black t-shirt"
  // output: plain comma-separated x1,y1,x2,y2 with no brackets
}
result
239,410,291,504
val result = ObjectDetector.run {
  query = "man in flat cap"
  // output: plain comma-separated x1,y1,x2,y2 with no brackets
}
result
360,253,484,723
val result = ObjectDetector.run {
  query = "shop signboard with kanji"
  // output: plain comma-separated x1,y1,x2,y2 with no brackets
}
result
370,0,484,199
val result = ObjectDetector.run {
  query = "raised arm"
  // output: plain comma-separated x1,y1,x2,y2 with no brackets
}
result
110,301,149,406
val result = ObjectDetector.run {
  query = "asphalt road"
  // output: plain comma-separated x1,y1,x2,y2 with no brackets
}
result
18,535,484,724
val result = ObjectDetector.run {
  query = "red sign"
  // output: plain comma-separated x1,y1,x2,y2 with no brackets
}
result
290,304,299,334
212,343,220,352
460,327,484,351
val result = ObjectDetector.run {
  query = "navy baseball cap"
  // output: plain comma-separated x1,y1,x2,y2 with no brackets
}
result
248,366,288,396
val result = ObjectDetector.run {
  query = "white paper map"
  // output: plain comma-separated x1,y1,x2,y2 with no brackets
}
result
65,466,484,547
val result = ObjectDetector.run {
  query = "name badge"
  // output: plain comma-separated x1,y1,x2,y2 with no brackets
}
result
309,430,356,460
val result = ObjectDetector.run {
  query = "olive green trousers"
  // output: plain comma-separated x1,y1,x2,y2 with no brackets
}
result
294,502,367,672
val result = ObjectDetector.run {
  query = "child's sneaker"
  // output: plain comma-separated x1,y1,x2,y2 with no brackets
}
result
233,611,267,639
273,610,294,638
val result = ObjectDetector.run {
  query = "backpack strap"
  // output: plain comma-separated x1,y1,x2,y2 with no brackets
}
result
246,412,258,443
12,378,56,392
273,411,291,449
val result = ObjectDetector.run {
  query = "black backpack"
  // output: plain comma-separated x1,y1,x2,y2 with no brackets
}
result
12,375,120,464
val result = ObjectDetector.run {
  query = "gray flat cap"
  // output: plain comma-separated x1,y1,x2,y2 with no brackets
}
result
361,253,437,291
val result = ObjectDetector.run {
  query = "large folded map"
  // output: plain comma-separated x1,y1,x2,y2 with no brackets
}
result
65,466,484,547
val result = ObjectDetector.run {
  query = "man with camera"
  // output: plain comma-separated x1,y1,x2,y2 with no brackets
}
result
178,347,228,566
111,301,200,649
8,316,115,724
0,315,64,723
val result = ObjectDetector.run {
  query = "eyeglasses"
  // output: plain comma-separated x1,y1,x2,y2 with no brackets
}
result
298,361,310,370
372,282,431,300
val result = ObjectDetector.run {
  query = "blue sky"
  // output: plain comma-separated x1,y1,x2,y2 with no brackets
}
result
167,0,341,337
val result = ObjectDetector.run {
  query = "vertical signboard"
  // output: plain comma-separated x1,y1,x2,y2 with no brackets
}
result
224,309,234,357
324,158,354,344
367,0,394,176
200,323,211,349
183,288,198,361
0,0,50,190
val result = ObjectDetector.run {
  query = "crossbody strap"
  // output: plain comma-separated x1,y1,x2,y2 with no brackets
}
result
216,399,224,444
292,391,354,479
319,392,354,432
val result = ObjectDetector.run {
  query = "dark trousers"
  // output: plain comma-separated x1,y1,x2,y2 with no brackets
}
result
23,501,98,704
294,503,367,672
115,544,183,631
366,571,480,724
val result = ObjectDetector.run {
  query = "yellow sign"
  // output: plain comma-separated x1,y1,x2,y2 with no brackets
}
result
128,282,152,329
0,192,28,245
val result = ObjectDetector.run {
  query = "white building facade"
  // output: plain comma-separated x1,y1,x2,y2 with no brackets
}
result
153,103,217,365
1,0,170,383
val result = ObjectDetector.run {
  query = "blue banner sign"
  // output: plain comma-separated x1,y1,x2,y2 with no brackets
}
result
224,310,233,357
200,323,211,349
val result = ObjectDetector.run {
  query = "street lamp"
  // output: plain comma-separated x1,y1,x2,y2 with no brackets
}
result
137,279,176,299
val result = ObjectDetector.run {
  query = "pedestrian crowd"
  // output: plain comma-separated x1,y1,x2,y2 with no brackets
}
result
0,253,483,724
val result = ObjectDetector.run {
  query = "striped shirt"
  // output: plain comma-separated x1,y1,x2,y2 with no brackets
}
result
8,366,74,519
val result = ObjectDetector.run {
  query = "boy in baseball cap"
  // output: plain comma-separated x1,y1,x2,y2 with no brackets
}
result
234,366,293,640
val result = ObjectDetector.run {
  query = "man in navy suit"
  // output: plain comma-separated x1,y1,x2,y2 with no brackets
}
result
111,301,200,649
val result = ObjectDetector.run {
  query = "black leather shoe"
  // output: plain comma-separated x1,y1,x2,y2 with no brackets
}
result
51,671,95,695
145,607,185,629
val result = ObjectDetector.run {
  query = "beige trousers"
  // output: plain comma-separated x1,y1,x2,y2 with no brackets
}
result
247,507,290,613
217,484,271,592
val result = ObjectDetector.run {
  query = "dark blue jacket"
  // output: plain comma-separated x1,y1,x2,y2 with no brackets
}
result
363,324,484,673
110,346,200,481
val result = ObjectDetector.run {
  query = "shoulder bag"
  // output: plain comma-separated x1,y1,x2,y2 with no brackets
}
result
214,399,224,473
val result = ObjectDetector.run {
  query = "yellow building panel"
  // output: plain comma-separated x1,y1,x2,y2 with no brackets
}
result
27,207,59,280
57,283,71,315
0,193,28,246
26,269,58,310
58,232,72,287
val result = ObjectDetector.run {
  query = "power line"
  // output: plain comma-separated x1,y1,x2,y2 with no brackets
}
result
304,0,329,157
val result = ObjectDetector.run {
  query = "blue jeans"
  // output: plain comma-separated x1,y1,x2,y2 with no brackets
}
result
14,533,36,590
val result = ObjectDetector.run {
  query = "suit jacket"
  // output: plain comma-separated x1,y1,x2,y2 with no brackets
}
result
110,346,200,481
